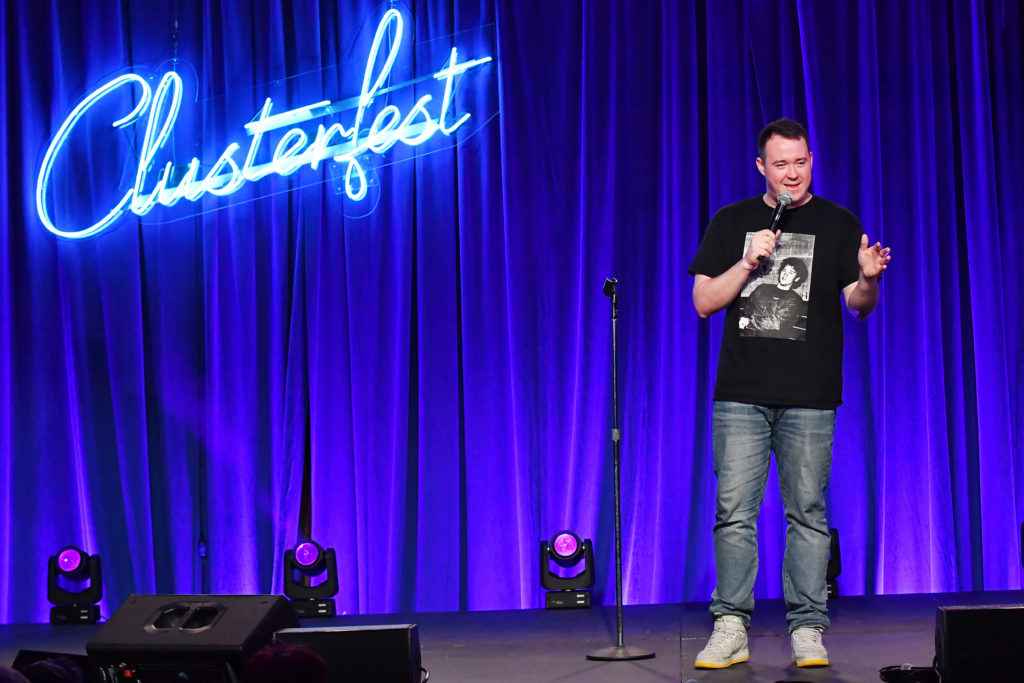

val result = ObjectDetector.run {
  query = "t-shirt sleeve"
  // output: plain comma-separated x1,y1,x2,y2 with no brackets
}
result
688,207,735,278
838,216,863,288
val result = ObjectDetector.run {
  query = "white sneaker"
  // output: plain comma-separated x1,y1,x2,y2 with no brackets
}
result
791,626,829,667
694,615,749,669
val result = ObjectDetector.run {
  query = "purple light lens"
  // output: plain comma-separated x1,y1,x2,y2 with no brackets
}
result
294,542,320,567
57,547,83,573
552,533,579,558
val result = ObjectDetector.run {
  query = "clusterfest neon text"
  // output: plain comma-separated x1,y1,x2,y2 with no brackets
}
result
36,9,492,239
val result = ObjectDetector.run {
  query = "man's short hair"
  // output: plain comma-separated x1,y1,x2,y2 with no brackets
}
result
779,257,808,286
18,657,84,683
0,665,29,683
758,118,810,159
240,643,327,683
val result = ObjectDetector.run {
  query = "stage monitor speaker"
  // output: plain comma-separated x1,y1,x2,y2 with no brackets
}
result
86,594,298,683
935,604,1024,682
275,624,422,683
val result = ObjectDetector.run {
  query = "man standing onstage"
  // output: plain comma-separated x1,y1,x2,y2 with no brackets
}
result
687,118,891,669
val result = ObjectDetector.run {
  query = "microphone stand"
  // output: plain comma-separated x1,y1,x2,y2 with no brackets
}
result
586,278,655,662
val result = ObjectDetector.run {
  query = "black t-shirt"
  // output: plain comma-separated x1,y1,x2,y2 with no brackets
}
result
688,195,862,409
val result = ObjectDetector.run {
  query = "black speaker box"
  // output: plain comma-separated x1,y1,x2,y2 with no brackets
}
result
275,624,421,683
86,594,298,683
935,604,1024,682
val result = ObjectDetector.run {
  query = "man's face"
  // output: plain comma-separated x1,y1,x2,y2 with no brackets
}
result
757,135,813,207
778,264,798,288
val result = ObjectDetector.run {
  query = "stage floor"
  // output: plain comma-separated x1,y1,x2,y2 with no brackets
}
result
3,590,1022,682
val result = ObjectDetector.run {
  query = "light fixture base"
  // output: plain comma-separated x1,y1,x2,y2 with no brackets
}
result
545,590,590,609
50,604,101,624
290,598,336,618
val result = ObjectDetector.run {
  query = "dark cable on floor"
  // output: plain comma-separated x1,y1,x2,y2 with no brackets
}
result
878,659,941,682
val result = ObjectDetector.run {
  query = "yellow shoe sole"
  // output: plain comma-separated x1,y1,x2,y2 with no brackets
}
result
694,654,749,669
794,657,829,667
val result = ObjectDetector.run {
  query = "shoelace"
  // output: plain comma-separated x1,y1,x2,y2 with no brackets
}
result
792,628,822,648
706,621,742,649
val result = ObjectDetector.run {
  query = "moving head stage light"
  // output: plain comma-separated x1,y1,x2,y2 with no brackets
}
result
283,539,339,617
540,530,594,609
48,545,102,624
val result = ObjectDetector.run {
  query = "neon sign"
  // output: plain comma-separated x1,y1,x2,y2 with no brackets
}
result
36,9,493,239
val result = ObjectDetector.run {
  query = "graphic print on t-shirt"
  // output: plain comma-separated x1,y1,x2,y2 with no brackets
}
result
738,232,815,340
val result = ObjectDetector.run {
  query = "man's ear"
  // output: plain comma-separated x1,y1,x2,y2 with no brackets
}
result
756,156,766,177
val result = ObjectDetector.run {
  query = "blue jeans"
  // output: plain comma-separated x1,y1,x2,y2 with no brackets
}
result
709,401,834,632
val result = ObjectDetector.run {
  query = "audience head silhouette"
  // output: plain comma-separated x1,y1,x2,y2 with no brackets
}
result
15,657,83,683
240,641,328,683
0,666,30,683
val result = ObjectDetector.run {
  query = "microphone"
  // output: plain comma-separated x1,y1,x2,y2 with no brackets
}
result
768,191,793,233
756,191,793,261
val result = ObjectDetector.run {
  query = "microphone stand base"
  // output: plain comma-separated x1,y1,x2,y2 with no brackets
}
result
586,645,655,661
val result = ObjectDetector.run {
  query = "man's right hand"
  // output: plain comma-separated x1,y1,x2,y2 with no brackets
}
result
693,228,783,318
745,229,782,264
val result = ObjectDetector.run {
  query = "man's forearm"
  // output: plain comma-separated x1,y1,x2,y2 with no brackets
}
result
693,260,754,318
845,273,880,319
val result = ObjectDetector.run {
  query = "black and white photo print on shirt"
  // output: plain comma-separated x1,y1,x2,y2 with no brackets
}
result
738,232,814,341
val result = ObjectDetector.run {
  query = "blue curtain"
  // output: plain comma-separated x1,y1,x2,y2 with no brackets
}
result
2,0,1022,624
